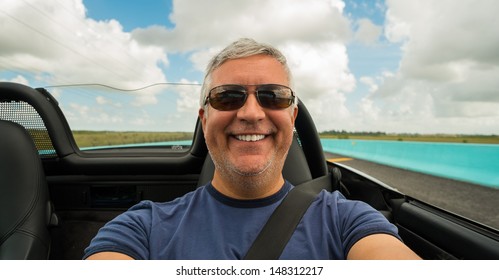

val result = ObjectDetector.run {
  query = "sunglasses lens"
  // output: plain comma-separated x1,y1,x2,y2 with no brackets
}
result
207,85,294,111
209,88,246,111
257,86,294,109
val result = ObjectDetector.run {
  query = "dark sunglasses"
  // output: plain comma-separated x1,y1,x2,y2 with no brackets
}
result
205,84,295,111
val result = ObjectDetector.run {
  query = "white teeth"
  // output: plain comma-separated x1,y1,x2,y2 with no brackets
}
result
236,135,265,142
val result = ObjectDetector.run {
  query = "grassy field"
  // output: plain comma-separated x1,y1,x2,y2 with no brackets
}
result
70,130,499,148
72,131,194,148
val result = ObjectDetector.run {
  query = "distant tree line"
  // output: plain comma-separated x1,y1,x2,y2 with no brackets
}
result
320,130,387,136
318,130,498,144
319,130,497,137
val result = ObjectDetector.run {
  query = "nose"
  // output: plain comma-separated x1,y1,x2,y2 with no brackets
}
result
236,92,265,122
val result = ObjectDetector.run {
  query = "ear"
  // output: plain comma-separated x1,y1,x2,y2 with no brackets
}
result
199,107,207,133
291,106,298,124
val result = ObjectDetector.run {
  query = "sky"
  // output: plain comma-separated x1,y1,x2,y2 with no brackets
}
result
1,0,498,134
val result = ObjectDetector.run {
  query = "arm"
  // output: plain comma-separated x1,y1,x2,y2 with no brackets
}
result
347,233,421,260
83,201,154,260
85,252,134,260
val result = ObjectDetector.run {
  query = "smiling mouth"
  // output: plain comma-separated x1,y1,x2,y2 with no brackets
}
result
235,134,266,142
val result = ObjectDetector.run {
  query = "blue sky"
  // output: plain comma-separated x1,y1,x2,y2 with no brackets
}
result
1,0,498,134
82,0,399,80
84,0,175,31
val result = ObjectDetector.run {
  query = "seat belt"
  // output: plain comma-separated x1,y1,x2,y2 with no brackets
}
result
244,168,341,260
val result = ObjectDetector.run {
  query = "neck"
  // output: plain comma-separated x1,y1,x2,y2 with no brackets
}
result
211,171,285,200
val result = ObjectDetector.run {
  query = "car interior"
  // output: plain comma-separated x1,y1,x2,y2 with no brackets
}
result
1,81,498,260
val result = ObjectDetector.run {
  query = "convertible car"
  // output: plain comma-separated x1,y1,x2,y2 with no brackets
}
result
0,81,498,260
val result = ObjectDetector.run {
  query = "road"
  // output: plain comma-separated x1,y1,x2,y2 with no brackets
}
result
325,152,499,230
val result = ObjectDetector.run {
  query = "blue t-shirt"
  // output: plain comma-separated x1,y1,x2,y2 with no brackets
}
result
83,181,399,259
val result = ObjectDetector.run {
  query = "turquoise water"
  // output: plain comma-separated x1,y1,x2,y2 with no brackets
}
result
321,139,499,189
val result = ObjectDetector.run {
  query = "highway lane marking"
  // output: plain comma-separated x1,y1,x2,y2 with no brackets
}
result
327,157,353,163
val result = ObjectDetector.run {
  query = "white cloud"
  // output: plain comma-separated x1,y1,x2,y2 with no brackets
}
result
359,76,378,93
1,0,356,132
355,0,499,134
279,41,355,131
0,0,175,130
132,0,351,51
96,96,122,108
131,0,357,132
3,0,497,134
0,0,168,89
354,18,383,45
1,75,29,85
176,79,201,113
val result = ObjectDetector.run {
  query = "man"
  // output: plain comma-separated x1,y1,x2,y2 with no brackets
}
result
84,38,420,260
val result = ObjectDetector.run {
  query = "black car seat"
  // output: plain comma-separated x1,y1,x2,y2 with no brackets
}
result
0,120,54,259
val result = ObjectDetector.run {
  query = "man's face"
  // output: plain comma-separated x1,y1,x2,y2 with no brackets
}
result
199,54,298,196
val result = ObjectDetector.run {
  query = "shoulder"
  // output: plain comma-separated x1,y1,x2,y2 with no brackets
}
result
301,189,392,227
310,190,400,247
315,190,380,216
316,190,395,227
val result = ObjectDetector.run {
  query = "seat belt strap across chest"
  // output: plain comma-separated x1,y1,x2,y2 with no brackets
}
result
244,172,334,260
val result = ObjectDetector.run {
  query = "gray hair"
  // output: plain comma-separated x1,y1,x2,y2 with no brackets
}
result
199,38,294,108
